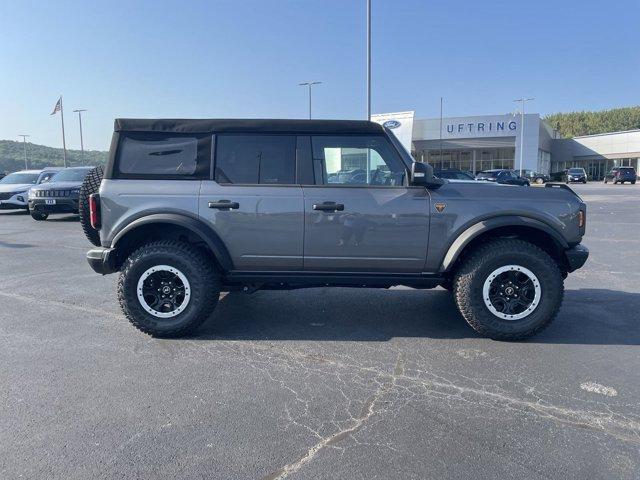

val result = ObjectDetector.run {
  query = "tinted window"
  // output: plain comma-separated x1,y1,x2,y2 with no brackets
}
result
568,168,585,174
117,133,210,178
215,135,296,185
50,168,91,182
311,136,405,186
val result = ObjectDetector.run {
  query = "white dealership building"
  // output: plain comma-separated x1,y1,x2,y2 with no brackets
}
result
372,111,640,180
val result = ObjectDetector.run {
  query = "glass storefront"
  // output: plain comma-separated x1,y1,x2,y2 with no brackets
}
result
416,147,515,174
551,158,639,180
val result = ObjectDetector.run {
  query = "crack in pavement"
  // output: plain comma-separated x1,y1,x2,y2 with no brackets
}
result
262,354,405,480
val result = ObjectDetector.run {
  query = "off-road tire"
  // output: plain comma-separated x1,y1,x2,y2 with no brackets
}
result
31,211,48,221
79,165,104,246
118,240,220,337
453,238,563,341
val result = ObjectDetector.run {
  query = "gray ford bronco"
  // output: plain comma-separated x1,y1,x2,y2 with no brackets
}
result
81,119,588,340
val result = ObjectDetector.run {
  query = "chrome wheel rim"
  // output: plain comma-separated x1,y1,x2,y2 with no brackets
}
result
482,265,541,320
136,265,191,318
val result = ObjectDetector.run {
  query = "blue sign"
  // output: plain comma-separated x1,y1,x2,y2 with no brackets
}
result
446,120,517,134
383,120,401,129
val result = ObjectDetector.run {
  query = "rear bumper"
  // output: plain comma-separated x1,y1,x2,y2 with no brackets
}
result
564,244,589,272
87,247,118,275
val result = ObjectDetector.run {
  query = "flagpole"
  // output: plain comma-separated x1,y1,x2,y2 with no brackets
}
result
59,96,68,167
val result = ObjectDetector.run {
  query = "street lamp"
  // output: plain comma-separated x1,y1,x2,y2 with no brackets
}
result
18,134,30,169
366,0,371,120
73,109,87,165
298,82,322,119
513,98,534,176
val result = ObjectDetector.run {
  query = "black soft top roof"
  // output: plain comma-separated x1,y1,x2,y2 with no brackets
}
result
114,118,385,135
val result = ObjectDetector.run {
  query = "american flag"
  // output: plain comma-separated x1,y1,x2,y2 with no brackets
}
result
50,96,62,115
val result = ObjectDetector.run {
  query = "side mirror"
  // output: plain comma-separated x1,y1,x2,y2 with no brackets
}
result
411,162,443,187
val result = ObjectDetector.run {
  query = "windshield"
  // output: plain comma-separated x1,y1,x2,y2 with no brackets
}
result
0,172,39,184
50,168,91,182
568,168,585,174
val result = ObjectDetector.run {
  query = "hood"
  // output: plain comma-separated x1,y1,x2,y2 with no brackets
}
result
0,183,34,194
31,181,82,191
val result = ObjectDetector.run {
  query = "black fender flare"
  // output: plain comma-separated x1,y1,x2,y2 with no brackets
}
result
440,215,569,272
111,213,233,271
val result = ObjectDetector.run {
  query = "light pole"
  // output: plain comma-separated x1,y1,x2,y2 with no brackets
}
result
73,109,87,165
513,97,534,176
366,0,371,120
18,134,30,169
298,82,322,119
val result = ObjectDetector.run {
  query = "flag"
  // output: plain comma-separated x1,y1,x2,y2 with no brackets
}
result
51,96,62,115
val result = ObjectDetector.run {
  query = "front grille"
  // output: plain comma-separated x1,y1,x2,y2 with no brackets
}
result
0,192,14,200
36,189,74,197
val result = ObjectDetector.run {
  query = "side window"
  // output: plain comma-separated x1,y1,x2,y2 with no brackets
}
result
116,133,210,179
311,135,406,186
215,134,296,185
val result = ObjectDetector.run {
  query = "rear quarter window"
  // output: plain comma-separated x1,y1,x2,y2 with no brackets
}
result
115,132,211,179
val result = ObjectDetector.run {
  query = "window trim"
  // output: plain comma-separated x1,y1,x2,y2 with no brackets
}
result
212,132,299,187
308,133,410,188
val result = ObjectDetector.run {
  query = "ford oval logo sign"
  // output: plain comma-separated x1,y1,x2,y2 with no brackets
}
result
383,120,401,129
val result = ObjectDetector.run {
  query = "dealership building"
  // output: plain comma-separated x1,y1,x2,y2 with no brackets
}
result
372,111,640,180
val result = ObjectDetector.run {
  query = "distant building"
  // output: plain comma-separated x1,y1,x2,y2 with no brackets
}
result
372,111,640,180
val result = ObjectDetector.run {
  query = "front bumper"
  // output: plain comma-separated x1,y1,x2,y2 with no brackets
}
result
0,193,28,209
564,244,589,272
29,197,79,214
87,247,118,275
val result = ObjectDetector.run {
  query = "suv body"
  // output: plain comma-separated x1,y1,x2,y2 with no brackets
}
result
84,119,588,340
566,167,587,183
521,169,549,184
28,166,94,220
604,166,636,184
434,169,475,181
476,169,530,186
0,168,61,211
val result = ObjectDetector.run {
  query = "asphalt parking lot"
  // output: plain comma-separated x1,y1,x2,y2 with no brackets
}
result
1,182,639,479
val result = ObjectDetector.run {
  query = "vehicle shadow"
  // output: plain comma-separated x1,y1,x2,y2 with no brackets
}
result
0,210,29,216
46,215,80,222
187,288,640,346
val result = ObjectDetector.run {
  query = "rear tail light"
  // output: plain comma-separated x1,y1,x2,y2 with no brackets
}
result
578,210,585,229
89,194,101,230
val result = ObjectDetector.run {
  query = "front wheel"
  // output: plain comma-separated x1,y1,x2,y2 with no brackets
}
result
535,178,544,184
31,212,48,221
453,239,563,340
118,241,220,337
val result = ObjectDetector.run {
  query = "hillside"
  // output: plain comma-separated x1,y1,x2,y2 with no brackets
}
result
544,106,640,138
0,140,107,173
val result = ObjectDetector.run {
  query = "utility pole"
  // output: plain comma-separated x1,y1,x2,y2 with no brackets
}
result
73,109,87,165
513,97,534,176
366,0,371,120
439,97,443,164
298,82,322,119
18,134,30,169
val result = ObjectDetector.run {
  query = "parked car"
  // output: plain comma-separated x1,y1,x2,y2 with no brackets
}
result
520,169,550,184
604,166,637,185
566,167,587,183
476,169,530,186
28,166,94,220
80,118,588,341
0,168,61,212
435,168,475,180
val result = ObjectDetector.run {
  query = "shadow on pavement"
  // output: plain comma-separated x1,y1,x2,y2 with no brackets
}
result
186,288,640,345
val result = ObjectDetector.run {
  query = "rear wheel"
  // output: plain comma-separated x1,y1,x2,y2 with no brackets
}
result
118,240,220,337
535,177,544,184
31,211,48,221
453,239,563,340
79,165,104,246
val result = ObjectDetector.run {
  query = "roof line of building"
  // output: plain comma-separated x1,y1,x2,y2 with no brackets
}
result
572,129,640,139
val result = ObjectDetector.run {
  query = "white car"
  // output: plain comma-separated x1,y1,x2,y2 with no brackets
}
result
0,169,61,211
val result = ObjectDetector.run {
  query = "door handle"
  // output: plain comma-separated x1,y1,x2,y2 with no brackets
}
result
208,200,239,210
313,202,344,212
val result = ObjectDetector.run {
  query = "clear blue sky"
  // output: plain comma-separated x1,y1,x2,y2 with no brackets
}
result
1,0,638,151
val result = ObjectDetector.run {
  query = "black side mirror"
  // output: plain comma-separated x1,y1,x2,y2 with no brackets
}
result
411,162,443,187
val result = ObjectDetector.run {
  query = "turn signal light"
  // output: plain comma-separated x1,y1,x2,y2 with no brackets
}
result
578,210,585,229
89,194,101,230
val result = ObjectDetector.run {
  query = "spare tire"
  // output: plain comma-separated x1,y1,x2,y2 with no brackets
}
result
79,165,104,246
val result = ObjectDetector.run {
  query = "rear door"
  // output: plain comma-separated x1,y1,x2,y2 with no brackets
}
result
199,134,304,271
301,135,430,272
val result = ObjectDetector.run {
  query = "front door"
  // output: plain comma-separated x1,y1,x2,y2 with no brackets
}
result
302,135,430,272
199,133,304,271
